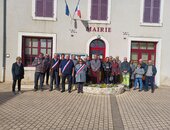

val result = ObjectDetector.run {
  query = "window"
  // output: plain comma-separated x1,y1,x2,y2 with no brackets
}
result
91,0,108,20
143,0,160,23
141,0,163,26
22,37,53,66
131,41,157,65
32,0,57,21
35,0,53,17
89,0,111,23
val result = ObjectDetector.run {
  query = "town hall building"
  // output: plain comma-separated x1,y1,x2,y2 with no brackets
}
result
0,0,170,86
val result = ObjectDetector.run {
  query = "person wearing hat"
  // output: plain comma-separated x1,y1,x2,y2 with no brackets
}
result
12,57,24,94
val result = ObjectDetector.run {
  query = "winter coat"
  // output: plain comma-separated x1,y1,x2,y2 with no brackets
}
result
32,57,45,73
130,64,136,79
44,57,51,71
134,67,145,78
102,61,112,72
12,62,24,80
50,58,60,72
121,61,130,74
112,62,120,75
90,59,101,72
144,65,157,76
75,64,87,83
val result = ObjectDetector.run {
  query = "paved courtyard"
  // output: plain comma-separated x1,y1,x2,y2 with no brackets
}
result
0,83,170,130
116,86,170,130
0,83,115,130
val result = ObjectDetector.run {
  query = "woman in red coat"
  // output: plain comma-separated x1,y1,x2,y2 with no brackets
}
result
111,58,120,84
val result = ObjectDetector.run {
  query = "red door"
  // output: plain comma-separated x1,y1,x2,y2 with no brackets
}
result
89,39,106,60
131,41,157,65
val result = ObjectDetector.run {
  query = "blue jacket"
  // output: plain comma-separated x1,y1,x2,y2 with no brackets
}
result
134,67,145,78
59,59,74,75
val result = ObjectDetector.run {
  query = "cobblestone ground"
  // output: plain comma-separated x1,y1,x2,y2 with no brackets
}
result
116,87,170,130
0,83,114,130
1,82,170,130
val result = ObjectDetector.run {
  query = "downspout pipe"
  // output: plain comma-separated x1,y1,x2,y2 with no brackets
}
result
2,0,6,82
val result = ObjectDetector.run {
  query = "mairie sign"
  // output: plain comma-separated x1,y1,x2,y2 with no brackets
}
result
86,26,111,32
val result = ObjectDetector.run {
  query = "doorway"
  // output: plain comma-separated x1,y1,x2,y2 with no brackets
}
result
89,39,106,60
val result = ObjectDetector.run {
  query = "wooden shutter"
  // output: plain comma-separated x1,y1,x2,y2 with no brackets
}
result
143,0,160,23
35,0,44,17
91,0,99,20
152,0,160,23
45,0,54,17
143,0,152,22
101,0,108,20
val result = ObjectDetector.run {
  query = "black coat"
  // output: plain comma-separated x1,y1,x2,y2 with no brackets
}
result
12,62,24,80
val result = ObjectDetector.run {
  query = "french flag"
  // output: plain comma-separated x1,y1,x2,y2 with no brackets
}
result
75,5,81,18
65,2,70,16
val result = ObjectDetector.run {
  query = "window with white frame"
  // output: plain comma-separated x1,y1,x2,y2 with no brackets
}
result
89,0,111,23
143,0,162,24
32,0,57,20
22,36,53,66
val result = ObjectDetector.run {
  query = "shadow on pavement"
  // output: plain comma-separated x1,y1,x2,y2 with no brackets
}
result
0,91,19,105
110,94,124,130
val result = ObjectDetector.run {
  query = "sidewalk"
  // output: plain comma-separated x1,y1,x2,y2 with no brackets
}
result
0,82,170,130
116,86,170,130
0,83,114,130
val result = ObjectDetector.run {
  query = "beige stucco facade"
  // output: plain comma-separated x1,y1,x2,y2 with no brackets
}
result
1,0,170,86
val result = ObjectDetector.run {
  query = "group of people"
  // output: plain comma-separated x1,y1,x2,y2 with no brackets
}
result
11,53,157,94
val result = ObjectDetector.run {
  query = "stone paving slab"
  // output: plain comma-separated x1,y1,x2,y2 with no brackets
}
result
116,88,170,130
0,83,114,130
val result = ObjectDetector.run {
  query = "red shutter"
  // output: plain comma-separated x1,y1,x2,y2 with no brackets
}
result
45,0,54,17
91,0,99,20
143,0,152,22
36,0,44,17
101,0,108,20
152,0,160,23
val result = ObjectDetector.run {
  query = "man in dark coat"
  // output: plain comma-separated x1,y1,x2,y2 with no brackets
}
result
59,54,74,93
144,60,157,93
49,53,60,91
43,54,51,85
12,57,24,94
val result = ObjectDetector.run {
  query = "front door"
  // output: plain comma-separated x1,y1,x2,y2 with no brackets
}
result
131,41,157,65
89,39,106,60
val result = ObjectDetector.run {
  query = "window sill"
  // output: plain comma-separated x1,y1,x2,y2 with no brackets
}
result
88,20,111,24
140,22,163,27
32,16,57,21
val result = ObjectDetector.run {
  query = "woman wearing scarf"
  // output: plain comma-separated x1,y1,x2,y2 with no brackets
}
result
75,59,87,93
